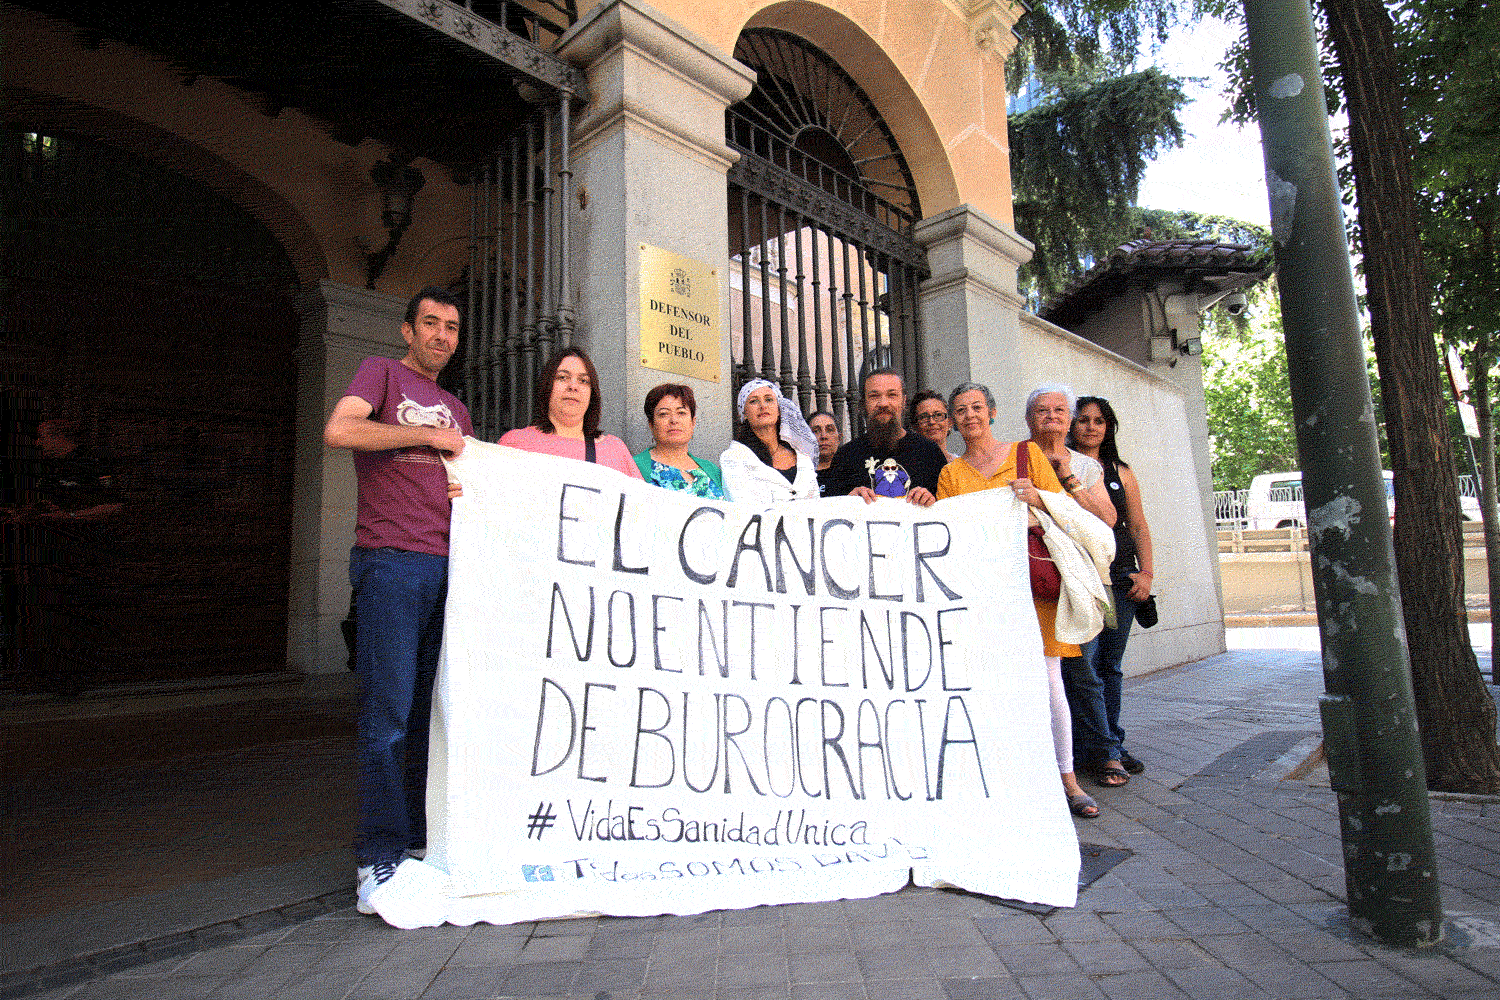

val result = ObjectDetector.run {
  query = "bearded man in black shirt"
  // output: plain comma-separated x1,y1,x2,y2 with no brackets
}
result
823,369,945,507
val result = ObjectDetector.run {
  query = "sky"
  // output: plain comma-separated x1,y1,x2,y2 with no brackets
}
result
1134,16,1272,228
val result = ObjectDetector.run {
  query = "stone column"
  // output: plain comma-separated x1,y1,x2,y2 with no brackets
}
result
286,281,406,674
555,0,754,458
913,205,1035,395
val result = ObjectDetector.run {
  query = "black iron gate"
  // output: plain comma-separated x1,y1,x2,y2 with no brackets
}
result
727,29,928,437
453,98,575,441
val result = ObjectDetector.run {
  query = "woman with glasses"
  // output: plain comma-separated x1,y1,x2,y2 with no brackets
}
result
909,389,955,463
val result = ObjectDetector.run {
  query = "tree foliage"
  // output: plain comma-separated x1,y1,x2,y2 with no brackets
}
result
1010,68,1189,299
1203,289,1297,491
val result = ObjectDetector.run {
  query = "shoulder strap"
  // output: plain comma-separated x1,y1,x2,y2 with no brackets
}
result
1014,440,1028,479
585,437,597,464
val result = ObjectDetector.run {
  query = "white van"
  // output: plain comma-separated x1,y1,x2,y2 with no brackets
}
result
1245,471,1393,530
1245,469,1478,529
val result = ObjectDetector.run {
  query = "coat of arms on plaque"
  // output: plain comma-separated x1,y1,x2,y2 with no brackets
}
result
670,268,691,297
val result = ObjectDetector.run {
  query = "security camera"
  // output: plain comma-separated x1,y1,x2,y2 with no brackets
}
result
1223,291,1249,316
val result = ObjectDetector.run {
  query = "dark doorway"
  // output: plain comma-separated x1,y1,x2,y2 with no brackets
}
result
2,128,299,692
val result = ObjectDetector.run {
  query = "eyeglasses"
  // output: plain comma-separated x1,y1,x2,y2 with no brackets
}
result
915,412,948,423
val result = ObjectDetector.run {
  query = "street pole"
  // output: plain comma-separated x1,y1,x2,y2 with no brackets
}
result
1244,0,1444,947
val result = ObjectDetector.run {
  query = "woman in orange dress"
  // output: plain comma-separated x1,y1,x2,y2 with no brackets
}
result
936,381,1100,819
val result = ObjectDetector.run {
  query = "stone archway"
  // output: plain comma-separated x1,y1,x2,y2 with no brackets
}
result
2,127,301,691
726,26,930,434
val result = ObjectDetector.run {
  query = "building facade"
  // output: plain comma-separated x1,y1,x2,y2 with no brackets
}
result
2,0,1226,692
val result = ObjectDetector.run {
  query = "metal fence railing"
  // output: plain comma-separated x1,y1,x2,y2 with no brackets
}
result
1215,490,1248,528
1217,475,1483,530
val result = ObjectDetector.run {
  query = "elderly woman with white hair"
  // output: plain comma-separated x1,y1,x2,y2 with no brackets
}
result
719,378,820,503
1024,384,1117,530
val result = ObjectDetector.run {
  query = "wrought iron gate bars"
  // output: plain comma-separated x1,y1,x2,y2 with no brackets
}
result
462,96,573,440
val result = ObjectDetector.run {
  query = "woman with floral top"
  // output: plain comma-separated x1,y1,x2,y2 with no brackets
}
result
633,383,729,500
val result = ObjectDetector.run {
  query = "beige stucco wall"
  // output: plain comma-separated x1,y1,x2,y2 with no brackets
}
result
1008,314,1229,673
632,0,1021,224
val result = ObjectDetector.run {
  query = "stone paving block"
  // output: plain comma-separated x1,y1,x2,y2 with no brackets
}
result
783,924,853,954
447,930,526,966
352,964,445,1000
854,947,932,980
1130,886,1211,910
994,942,1082,978
970,913,1054,947
785,902,851,925
715,985,793,1000
1160,966,1273,999
496,959,585,996
1373,948,1500,994
849,920,916,950
572,956,649,992
790,983,865,1000
1238,960,1347,999
517,933,591,963
260,965,370,1000
67,976,219,1000
1097,911,1180,939
1160,905,1253,937
642,954,718,988
586,928,656,958
1128,936,1225,972
1058,939,1151,975
921,947,1005,978
718,951,791,987
863,979,945,1000
199,942,326,999
653,926,722,955
1015,972,1109,999
1071,883,1152,912
1042,910,1120,942
788,950,861,983
722,905,788,926
1090,968,1192,1000
1248,877,1335,905
724,924,788,954
1260,929,1368,964
1309,957,1433,998
903,918,989,949
939,976,1025,1000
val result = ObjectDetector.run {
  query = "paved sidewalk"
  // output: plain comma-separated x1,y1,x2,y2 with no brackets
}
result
5,647,1499,1000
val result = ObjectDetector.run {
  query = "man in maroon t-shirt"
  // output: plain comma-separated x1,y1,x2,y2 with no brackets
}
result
324,285,471,921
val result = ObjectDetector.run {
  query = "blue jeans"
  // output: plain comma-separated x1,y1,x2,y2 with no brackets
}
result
1063,646,1120,766
350,546,449,866
1093,585,1138,751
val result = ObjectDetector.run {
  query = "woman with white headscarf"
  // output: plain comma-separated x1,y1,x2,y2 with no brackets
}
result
719,379,820,503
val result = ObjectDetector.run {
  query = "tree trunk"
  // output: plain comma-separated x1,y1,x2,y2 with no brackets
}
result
1475,348,1500,681
1321,0,1500,792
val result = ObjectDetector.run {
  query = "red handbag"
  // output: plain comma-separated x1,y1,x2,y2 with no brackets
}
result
1016,442,1062,602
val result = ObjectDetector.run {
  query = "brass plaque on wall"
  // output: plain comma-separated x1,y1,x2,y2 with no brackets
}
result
638,243,720,382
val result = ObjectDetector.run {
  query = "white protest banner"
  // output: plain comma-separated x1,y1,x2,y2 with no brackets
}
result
400,440,1078,928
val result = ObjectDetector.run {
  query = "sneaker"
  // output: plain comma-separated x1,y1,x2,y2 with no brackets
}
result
356,858,399,915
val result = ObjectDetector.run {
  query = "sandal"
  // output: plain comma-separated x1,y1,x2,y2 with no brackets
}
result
1068,792,1099,818
1120,751,1145,775
1095,765,1130,788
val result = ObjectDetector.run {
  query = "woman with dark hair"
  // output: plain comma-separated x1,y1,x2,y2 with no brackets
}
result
909,389,954,462
1068,395,1154,777
498,348,641,478
719,379,818,503
634,383,728,499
